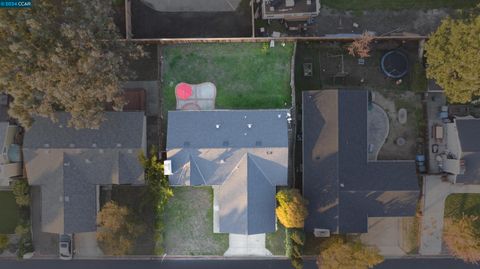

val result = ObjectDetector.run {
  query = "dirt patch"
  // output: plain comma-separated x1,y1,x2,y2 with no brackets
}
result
374,90,421,160
163,187,228,255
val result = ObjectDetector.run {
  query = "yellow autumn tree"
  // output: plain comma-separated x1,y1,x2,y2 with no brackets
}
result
275,189,308,228
444,215,480,264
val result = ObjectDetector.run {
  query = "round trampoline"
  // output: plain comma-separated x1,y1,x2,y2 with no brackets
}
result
381,50,409,79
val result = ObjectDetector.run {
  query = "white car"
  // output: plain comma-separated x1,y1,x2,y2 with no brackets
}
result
59,234,73,260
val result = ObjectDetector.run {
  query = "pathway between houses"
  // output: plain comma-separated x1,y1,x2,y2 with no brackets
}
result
420,175,480,255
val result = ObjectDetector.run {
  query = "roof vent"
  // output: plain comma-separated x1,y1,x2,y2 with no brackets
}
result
64,196,69,202
244,115,247,119
216,124,221,129
223,141,229,147
164,160,173,176
69,143,75,148
59,124,63,128
247,124,253,129
220,159,225,164
43,143,50,148
127,149,133,154
99,149,104,154
85,159,91,164
277,114,282,118
340,183,345,188
244,132,247,136
63,162,70,167
116,143,122,148
92,143,97,148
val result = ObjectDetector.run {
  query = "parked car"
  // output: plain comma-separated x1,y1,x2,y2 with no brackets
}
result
59,234,73,260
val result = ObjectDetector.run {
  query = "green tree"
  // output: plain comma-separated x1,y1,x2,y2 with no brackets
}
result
11,179,30,207
0,0,144,129
425,15,480,103
96,201,144,256
317,237,384,269
275,189,308,228
444,215,480,264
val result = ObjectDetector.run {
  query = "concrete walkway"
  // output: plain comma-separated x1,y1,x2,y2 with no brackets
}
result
74,232,103,258
224,234,272,257
420,175,480,255
367,103,389,160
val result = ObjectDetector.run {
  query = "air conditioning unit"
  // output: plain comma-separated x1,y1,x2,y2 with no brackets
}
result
164,160,173,176
314,228,330,237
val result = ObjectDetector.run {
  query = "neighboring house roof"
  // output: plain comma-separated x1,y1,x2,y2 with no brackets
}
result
454,118,480,184
166,110,289,235
23,112,146,234
302,90,419,234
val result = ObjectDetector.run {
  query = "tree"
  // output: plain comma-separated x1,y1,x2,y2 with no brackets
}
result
11,179,30,207
275,189,308,229
425,15,480,103
444,215,480,264
347,31,374,58
317,237,384,269
0,0,144,129
96,201,144,256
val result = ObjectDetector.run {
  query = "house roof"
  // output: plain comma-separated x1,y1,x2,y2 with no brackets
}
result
302,90,419,234
454,118,480,184
23,112,146,234
166,110,289,235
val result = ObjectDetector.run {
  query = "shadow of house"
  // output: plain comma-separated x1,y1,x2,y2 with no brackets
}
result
23,112,146,234
302,90,420,234
166,110,289,235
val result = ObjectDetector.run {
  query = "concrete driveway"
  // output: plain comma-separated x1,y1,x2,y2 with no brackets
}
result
31,187,58,257
224,234,272,256
74,232,103,258
420,175,480,255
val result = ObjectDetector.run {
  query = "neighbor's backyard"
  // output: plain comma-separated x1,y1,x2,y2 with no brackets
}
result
162,43,294,111
162,187,228,256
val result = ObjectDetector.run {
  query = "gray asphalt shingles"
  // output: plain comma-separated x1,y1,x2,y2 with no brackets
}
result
303,90,419,234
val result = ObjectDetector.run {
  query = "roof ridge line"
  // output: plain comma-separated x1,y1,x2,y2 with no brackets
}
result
189,154,207,185
219,152,248,187
247,153,274,186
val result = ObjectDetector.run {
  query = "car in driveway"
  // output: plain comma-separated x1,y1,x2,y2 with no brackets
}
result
59,234,73,260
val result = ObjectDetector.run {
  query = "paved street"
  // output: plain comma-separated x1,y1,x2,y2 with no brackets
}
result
0,258,479,269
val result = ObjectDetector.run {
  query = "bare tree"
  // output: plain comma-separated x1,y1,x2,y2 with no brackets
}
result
347,31,374,58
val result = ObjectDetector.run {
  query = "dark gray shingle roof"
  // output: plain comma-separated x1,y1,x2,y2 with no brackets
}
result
303,90,419,234
24,112,146,234
167,110,289,235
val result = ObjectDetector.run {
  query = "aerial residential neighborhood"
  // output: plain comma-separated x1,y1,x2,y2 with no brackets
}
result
0,1,480,269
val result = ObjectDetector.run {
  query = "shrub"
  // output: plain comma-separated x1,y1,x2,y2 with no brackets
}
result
444,215,480,264
291,257,303,269
290,229,305,246
285,229,293,258
12,179,30,207
0,234,8,254
276,189,308,228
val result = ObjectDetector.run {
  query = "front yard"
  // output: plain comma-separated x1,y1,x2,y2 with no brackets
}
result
162,43,294,111
445,194,480,220
0,191,20,234
162,187,228,256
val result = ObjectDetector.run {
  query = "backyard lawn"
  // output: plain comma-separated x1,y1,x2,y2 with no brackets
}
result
162,43,293,111
0,191,20,234
322,0,478,10
162,187,228,256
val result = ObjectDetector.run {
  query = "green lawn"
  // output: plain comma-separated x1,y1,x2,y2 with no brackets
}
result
322,0,478,10
162,187,228,255
162,43,293,111
0,191,20,234
266,222,286,256
445,194,480,219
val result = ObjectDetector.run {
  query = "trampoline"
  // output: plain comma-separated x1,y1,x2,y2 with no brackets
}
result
381,50,409,79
